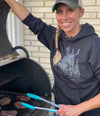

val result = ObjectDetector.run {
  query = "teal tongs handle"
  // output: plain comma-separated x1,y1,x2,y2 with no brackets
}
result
26,93,61,109
21,102,57,113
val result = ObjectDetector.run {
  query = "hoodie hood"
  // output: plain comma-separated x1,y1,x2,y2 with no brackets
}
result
60,23,98,41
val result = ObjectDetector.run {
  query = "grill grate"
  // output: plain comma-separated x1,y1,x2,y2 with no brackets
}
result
0,91,50,116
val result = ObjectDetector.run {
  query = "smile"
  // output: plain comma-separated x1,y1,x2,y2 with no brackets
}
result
62,23,71,27
62,22,71,26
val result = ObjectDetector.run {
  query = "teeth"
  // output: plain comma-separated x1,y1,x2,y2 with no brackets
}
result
63,23,70,26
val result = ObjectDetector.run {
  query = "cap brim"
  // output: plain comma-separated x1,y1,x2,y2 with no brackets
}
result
52,1,79,12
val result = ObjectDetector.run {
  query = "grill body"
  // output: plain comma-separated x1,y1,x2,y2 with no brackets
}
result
0,58,51,116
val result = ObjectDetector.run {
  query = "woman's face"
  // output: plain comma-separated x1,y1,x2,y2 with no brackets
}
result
56,4,84,37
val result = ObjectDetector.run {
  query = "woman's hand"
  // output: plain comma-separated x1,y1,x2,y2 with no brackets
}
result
56,94,100,116
56,104,83,116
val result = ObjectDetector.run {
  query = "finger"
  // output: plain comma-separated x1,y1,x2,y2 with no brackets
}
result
56,109,62,115
57,108,64,116
60,112,64,116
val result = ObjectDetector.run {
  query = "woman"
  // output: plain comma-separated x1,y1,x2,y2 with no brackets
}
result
5,0,100,115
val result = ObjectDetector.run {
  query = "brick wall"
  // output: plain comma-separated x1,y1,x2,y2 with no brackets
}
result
23,0,100,84
81,0,100,35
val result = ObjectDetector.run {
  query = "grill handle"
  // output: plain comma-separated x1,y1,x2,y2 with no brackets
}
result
13,46,29,59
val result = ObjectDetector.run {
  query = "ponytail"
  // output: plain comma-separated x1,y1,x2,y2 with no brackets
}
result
53,25,61,65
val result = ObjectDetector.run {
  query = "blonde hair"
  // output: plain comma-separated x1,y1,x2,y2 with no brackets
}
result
53,25,62,65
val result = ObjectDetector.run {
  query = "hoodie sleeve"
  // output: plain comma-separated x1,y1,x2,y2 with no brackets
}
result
22,13,56,50
89,37,100,82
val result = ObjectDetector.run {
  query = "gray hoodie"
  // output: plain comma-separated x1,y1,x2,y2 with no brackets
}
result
23,14,100,106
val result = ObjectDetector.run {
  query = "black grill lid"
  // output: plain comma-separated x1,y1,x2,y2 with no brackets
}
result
0,1,15,56
0,0,24,66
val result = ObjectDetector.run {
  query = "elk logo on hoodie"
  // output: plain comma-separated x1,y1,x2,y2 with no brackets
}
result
55,46,81,81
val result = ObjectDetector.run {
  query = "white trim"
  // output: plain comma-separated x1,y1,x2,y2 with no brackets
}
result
6,0,23,47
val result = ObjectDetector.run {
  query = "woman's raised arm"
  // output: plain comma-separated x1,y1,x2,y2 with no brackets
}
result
5,0,30,21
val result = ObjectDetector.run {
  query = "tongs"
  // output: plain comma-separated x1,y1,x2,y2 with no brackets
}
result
21,93,61,113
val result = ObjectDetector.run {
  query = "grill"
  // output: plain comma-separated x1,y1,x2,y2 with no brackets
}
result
0,1,51,115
